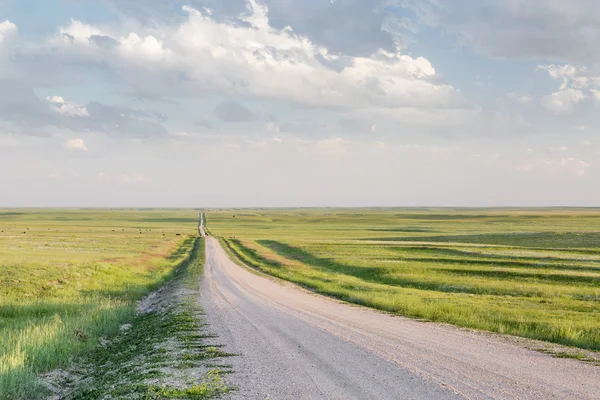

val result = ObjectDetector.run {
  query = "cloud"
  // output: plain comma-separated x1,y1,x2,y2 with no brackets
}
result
213,100,257,123
338,117,376,134
19,2,463,115
104,0,399,56
78,102,169,138
518,156,591,176
548,146,569,152
0,20,17,49
194,117,216,131
48,96,90,117
266,119,280,133
404,0,600,63
507,92,533,104
259,0,398,55
0,80,168,137
541,89,586,114
89,35,119,49
0,79,58,131
65,138,88,151
538,64,600,113
279,119,324,135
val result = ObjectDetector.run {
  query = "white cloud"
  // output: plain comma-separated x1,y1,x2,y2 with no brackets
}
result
117,32,171,63
48,96,90,117
518,156,591,177
30,2,463,115
557,157,591,176
507,92,532,104
266,120,280,133
548,146,569,152
0,20,18,49
58,20,105,44
65,137,88,151
541,89,585,114
539,64,600,113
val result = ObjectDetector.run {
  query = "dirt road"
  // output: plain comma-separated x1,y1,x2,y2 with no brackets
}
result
200,237,600,399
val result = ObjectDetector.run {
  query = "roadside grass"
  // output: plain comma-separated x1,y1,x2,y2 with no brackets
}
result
208,208,600,351
0,209,200,400
59,237,233,399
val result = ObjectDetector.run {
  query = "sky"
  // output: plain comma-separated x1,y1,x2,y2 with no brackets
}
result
1,0,600,207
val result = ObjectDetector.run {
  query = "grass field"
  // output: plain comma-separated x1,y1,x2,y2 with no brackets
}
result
0,209,200,399
206,208,600,351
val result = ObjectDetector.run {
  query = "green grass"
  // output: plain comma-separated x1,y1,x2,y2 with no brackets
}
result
207,208,600,351
63,237,233,399
0,209,201,399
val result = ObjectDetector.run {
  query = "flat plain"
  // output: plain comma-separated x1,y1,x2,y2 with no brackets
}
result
206,208,600,352
0,209,200,399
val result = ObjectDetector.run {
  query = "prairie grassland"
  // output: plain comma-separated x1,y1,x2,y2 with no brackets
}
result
64,237,233,400
206,209,600,350
0,209,199,399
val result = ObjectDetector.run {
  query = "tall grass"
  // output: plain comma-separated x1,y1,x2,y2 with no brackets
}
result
208,208,600,350
0,209,199,400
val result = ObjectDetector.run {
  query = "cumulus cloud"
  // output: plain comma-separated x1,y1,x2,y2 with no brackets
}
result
104,0,399,56
48,96,89,117
65,137,88,151
213,100,257,123
20,1,463,115
538,64,600,113
0,20,18,48
541,89,586,114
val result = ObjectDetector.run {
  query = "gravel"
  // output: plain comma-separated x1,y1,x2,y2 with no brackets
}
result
200,237,599,400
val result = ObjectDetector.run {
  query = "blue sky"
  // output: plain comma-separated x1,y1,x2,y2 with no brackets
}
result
1,0,600,207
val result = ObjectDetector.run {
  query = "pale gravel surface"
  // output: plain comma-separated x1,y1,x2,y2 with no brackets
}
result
200,237,600,400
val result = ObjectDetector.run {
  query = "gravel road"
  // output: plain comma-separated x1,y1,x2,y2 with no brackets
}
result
200,237,600,400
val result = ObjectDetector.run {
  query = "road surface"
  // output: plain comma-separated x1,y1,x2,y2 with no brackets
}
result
200,237,600,399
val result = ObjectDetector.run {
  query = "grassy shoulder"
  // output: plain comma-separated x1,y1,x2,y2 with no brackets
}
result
47,237,234,399
209,209,600,352
0,210,201,400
